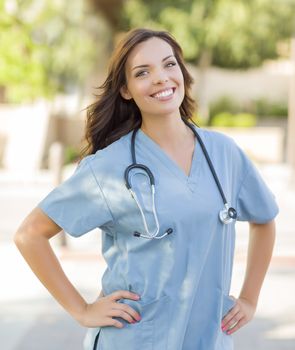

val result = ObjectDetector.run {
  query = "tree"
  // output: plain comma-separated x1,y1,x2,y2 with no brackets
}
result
87,0,124,30
0,0,110,103
121,0,295,118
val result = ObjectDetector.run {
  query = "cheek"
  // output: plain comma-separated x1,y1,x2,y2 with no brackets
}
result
175,69,185,87
176,73,185,97
179,83,185,99
131,82,151,103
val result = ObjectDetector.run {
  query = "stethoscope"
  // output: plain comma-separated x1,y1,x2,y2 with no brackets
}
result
124,119,237,239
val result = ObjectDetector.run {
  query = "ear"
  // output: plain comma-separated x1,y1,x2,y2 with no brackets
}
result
120,85,133,100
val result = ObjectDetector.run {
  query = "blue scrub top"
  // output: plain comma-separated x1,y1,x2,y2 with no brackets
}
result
38,126,279,350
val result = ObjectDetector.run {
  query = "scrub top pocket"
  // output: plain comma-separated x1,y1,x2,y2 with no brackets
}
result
96,294,171,350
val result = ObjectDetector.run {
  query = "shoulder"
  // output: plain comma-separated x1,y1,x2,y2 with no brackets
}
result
86,131,132,161
80,130,133,175
194,126,252,172
193,126,238,153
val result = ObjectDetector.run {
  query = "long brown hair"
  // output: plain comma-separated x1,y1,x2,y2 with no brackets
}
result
81,28,196,157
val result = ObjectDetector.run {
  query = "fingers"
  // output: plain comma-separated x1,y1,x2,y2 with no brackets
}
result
109,309,133,324
105,308,141,329
108,308,140,326
225,316,247,335
111,303,141,322
109,290,140,302
108,318,124,329
221,297,238,331
222,309,244,334
106,290,142,328
221,297,255,335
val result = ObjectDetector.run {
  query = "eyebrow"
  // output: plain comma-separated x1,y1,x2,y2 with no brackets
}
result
131,55,175,71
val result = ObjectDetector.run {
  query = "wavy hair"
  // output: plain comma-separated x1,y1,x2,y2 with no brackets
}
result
81,28,196,157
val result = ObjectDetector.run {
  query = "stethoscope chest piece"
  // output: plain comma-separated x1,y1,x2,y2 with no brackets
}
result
219,204,237,224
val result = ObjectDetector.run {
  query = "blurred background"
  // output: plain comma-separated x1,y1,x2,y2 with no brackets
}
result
0,0,295,349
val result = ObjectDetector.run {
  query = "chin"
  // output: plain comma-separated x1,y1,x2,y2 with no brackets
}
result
153,108,182,118
159,103,182,115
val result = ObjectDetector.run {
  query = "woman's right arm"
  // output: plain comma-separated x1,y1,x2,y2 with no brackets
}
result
13,207,141,328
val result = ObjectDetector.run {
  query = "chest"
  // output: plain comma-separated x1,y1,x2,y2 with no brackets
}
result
99,161,227,238
160,142,195,178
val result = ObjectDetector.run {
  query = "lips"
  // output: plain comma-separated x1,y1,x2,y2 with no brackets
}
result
150,88,175,100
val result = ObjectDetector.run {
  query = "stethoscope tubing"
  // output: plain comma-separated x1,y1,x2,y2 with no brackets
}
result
183,119,227,205
124,119,237,239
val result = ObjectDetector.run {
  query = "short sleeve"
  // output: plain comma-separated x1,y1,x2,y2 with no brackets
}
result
236,150,279,224
37,156,114,237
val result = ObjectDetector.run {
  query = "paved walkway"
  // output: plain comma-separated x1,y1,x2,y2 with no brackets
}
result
0,163,294,349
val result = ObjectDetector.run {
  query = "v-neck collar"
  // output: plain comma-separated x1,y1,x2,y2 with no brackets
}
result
137,126,203,191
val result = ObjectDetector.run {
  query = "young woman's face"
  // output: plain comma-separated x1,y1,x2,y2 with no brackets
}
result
121,37,185,120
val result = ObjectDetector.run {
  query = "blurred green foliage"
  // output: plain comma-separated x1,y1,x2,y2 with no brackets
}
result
209,95,288,123
122,0,295,68
2,0,295,104
64,145,80,165
253,98,288,118
210,112,257,127
191,112,206,127
209,96,241,118
0,0,110,103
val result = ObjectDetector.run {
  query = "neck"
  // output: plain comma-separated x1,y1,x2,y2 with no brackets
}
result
140,114,192,149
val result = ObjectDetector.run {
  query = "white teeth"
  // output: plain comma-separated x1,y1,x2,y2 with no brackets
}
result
153,88,173,99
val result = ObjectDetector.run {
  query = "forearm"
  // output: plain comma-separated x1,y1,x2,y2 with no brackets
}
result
238,220,276,307
14,230,87,323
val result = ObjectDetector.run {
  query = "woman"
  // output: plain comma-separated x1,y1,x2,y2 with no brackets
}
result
14,28,278,350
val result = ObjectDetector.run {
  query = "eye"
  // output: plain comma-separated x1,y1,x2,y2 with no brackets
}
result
135,70,148,78
166,61,177,68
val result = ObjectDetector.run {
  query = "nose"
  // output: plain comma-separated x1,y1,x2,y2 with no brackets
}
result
152,71,168,85
152,77,168,85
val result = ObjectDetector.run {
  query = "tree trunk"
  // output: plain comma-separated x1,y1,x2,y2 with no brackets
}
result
287,36,295,179
197,49,212,123
0,86,6,103
87,0,124,29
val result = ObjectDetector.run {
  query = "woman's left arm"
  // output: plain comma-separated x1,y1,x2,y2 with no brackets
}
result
221,219,276,335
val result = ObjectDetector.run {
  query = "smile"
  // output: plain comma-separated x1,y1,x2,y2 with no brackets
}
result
151,88,175,100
